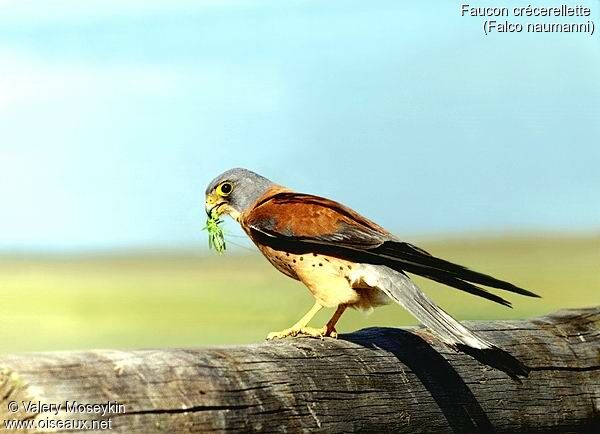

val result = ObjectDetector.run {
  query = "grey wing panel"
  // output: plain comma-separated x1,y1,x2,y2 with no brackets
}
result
358,264,493,350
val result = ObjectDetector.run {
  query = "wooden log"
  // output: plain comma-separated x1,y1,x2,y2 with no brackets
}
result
0,308,599,433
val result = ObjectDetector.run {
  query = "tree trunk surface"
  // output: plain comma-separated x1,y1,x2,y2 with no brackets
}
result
0,308,599,433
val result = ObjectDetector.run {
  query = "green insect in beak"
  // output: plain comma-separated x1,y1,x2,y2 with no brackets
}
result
203,214,226,254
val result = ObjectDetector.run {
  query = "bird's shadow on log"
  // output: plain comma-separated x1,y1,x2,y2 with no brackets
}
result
340,328,527,434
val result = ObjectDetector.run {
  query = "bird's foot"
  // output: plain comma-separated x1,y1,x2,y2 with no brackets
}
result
324,325,338,339
266,326,323,340
266,325,337,340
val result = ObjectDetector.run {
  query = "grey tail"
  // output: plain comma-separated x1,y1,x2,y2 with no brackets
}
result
359,264,494,350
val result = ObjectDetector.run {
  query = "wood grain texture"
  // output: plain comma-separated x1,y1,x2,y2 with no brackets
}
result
1,308,598,433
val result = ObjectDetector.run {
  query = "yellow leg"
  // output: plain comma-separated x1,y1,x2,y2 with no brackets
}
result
322,304,348,338
292,301,323,329
266,301,324,340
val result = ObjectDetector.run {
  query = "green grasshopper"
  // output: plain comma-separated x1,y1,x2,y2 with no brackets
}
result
203,215,226,254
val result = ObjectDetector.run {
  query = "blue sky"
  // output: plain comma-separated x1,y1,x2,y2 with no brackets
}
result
0,0,598,251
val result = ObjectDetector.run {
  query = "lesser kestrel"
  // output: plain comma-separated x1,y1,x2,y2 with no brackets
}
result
205,168,539,349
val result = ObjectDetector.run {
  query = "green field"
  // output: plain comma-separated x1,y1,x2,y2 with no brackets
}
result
1,234,598,354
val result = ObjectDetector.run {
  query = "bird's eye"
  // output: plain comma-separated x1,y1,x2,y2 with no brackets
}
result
217,182,233,196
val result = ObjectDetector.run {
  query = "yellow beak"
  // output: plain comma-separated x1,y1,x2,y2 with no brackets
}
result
205,193,225,218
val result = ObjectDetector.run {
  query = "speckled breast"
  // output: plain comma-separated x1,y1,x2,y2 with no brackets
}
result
256,244,302,280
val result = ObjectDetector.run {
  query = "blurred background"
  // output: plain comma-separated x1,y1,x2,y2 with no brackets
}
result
0,0,598,353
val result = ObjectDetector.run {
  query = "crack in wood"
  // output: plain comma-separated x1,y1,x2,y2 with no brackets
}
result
115,403,258,417
528,365,600,372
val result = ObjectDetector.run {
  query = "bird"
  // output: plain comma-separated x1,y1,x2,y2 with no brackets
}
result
205,168,540,349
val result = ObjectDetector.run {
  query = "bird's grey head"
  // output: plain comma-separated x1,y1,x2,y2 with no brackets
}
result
205,168,274,220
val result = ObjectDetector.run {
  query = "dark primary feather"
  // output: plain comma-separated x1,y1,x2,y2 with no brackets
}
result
372,241,540,298
418,273,513,307
243,192,540,306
